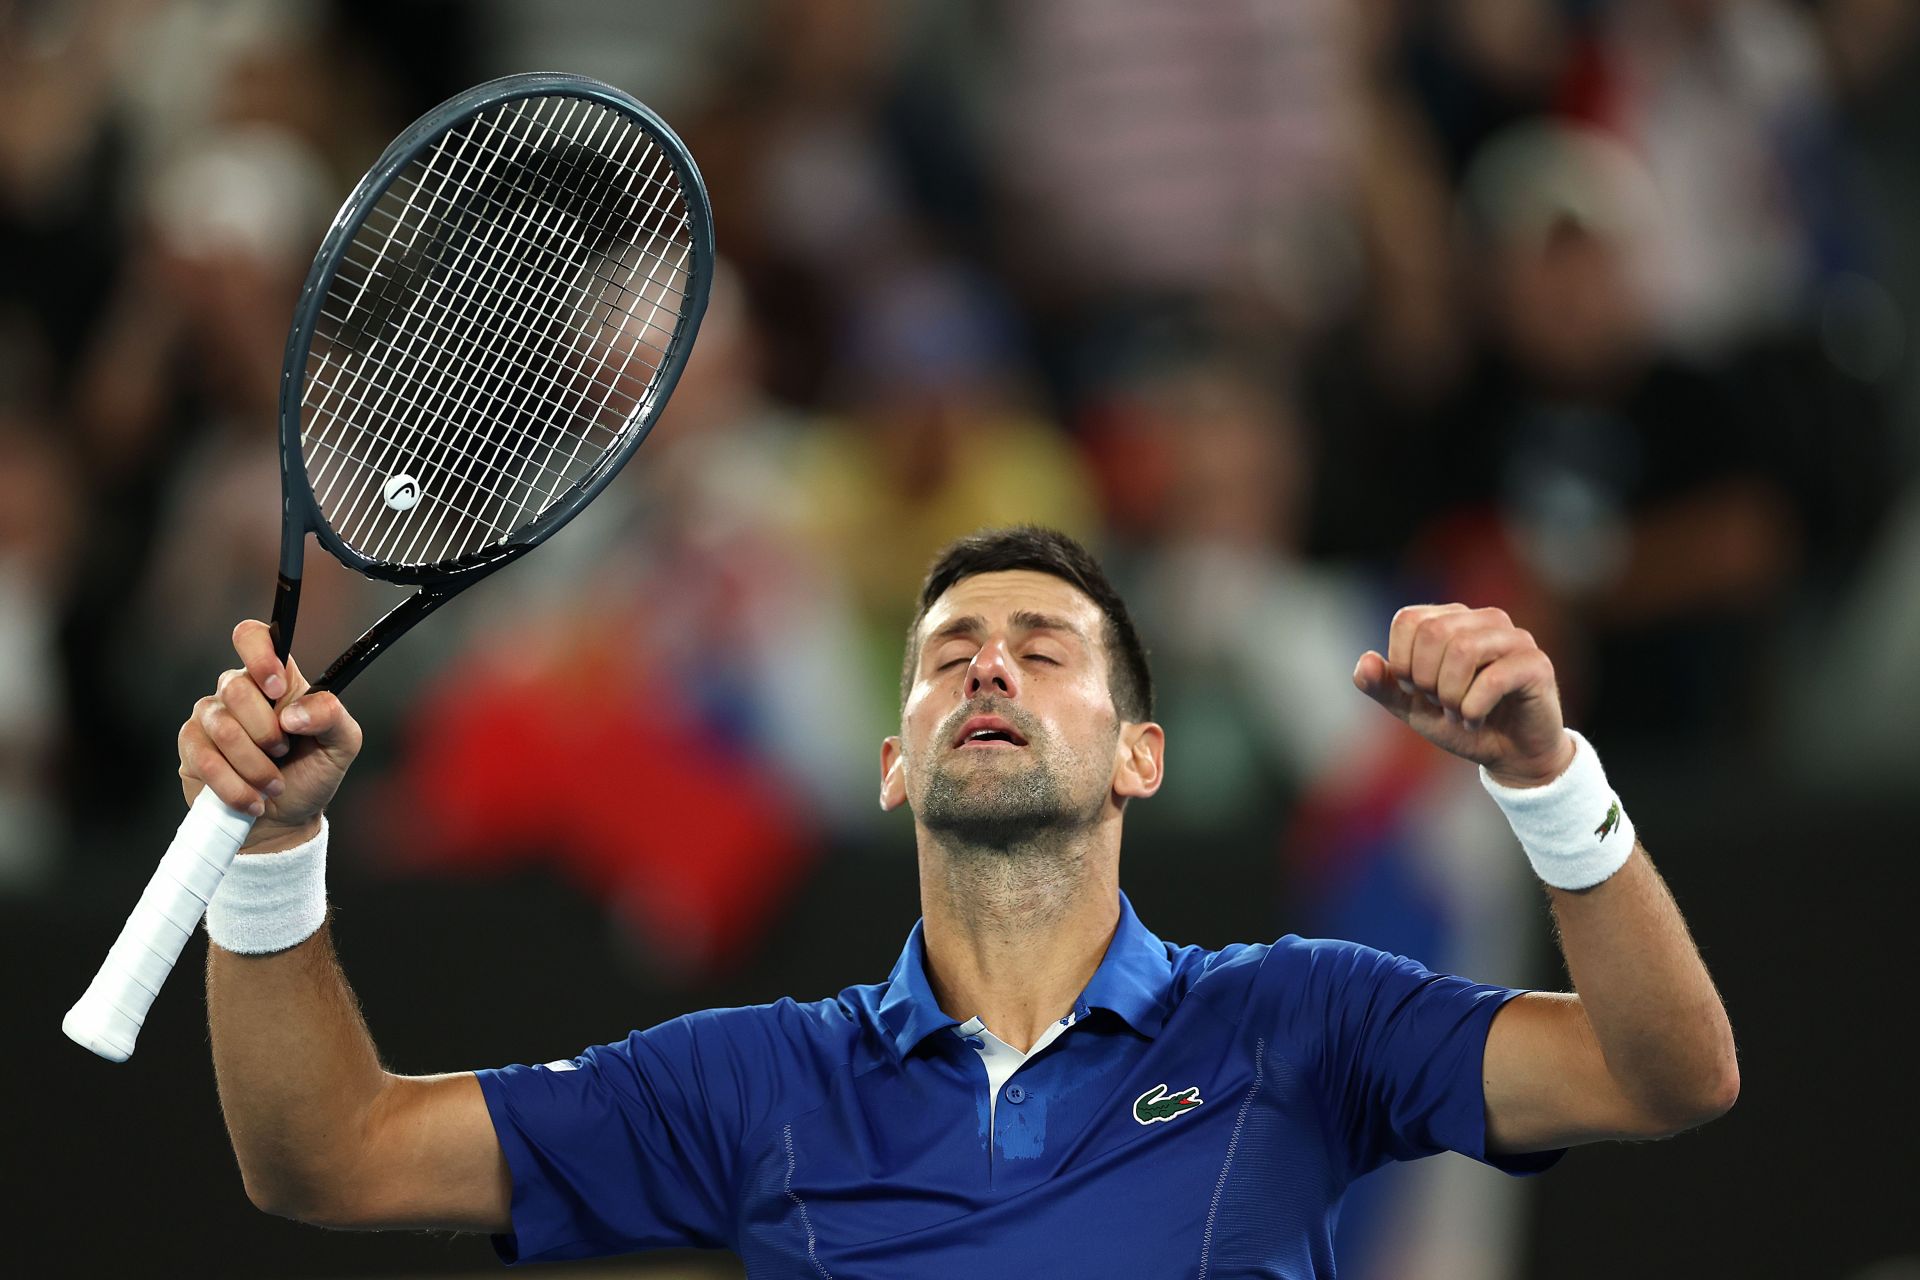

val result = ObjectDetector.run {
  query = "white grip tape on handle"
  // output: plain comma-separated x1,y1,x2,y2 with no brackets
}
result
63,788,254,1062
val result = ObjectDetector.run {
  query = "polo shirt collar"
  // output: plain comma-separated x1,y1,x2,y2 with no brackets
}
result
875,919,959,1056
1080,890,1176,1038
876,889,1175,1060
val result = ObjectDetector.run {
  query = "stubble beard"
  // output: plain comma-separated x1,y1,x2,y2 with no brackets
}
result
914,719,1113,856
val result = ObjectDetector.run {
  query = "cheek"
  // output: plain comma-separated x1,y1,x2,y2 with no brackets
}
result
901,687,947,756
1052,686,1120,754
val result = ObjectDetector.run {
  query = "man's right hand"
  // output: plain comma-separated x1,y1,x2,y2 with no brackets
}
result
178,619,363,853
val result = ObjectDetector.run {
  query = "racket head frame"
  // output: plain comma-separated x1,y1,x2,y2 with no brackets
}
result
268,72,714,685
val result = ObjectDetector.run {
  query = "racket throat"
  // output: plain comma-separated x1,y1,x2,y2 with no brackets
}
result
269,571,303,668
314,581,464,695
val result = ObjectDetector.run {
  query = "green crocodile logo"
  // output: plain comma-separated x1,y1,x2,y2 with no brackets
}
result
1594,801,1622,842
1134,1083,1204,1125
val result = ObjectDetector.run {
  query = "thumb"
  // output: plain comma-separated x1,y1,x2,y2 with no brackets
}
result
278,690,363,758
1352,650,1414,719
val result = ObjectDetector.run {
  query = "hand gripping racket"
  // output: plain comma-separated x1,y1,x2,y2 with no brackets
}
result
64,73,713,1061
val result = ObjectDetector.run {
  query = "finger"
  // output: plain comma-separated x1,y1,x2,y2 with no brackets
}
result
1408,606,1502,697
198,697,285,798
1436,625,1534,712
216,667,290,759
233,619,287,701
1459,649,1556,727
1385,604,1466,693
181,718,267,817
279,691,364,757
1352,650,1417,718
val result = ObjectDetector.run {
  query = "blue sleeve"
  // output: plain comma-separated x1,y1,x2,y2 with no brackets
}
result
1275,937,1566,1182
474,1006,784,1264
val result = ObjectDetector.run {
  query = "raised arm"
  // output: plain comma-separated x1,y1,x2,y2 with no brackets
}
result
1477,841,1737,1151
184,620,510,1230
1353,605,1739,1152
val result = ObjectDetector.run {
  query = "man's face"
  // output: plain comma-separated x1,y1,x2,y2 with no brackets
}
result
880,570,1163,840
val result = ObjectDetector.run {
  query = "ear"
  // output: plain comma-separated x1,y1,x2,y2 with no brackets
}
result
879,735,909,811
1112,721,1166,801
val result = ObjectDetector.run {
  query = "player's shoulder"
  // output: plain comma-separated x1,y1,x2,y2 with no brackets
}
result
1151,937,1270,1029
1163,933,1415,1023
1164,931,1378,991
648,993,865,1050
1265,932,1401,967
1165,937,1266,991
1253,933,1422,992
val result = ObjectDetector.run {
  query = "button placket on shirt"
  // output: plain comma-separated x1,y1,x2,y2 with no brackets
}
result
954,1014,1080,1147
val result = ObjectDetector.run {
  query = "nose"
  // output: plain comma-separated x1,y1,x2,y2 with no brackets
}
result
966,636,1020,700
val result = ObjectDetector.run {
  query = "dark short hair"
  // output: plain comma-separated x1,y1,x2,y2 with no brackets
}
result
900,525,1154,723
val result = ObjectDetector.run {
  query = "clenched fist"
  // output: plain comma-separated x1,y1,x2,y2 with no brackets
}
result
177,620,363,852
1352,604,1575,788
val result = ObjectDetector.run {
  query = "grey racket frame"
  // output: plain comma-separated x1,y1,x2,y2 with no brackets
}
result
270,71,714,693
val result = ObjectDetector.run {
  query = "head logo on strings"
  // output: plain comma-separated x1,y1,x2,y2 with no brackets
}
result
383,474,420,511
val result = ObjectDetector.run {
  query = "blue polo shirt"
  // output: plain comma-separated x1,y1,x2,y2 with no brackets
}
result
475,891,1564,1276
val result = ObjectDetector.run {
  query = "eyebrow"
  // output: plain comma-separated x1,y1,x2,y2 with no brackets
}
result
921,610,1090,656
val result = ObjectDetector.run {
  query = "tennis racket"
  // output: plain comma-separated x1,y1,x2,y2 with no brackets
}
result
64,72,713,1062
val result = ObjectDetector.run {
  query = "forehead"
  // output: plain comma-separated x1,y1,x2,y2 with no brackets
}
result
918,570,1103,646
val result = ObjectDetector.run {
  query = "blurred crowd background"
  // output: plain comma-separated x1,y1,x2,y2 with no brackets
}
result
5,1,1918,1278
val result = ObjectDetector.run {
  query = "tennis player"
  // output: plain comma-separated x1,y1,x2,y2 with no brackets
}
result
184,525,1736,1275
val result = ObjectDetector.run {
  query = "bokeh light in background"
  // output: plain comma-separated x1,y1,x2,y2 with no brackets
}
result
4,1,1917,1277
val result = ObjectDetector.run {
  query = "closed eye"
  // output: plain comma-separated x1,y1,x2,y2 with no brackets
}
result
936,653,1059,670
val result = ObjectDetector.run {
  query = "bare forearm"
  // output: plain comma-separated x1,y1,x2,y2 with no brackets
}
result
1547,843,1739,1124
206,920,393,1215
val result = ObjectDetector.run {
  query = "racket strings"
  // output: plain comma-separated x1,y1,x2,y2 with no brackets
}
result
331,99,681,375
300,367,618,518
302,91,696,569
348,134,696,312
328,222,684,367
312,98,683,561
321,103,642,550
400,119,690,562
435,130,689,560
329,117,692,371
307,97,627,557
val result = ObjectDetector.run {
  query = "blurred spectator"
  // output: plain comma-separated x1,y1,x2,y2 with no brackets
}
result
685,0,923,403
1089,345,1380,831
1578,0,1847,356
1422,120,1811,745
997,0,1356,316
800,258,1101,640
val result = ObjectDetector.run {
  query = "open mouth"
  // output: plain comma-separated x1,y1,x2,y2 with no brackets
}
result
953,716,1029,750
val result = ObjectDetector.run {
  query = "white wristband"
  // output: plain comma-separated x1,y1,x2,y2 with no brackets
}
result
204,817,330,954
1480,730,1635,891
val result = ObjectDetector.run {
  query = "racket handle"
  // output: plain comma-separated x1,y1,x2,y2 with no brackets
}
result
63,788,255,1062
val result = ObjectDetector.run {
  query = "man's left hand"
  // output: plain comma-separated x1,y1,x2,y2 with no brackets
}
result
1352,604,1575,788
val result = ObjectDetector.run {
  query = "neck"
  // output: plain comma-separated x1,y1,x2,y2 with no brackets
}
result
916,820,1121,1053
